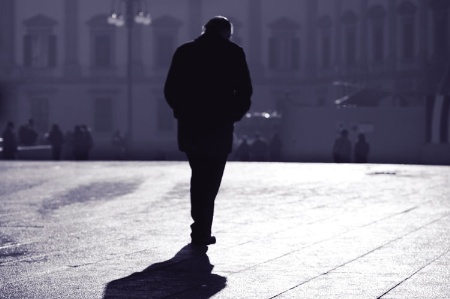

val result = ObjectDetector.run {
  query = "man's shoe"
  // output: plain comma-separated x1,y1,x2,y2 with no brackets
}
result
191,236,216,246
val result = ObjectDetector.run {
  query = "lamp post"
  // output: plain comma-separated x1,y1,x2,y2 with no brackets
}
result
108,0,151,158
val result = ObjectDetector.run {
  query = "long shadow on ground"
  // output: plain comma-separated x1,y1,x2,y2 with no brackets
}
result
103,245,226,299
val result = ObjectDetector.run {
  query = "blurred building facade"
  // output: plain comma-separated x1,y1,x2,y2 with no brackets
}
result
0,0,449,162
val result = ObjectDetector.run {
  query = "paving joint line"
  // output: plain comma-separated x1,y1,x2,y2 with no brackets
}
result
268,214,449,298
377,246,450,299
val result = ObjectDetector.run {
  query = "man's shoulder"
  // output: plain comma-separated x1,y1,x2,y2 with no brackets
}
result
173,40,196,55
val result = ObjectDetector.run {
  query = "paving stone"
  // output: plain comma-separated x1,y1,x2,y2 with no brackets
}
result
0,161,449,298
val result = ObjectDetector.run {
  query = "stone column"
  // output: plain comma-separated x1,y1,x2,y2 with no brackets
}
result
189,0,203,39
418,0,429,64
248,0,264,77
0,0,16,77
388,0,398,71
131,25,144,77
63,0,81,77
334,0,343,74
305,0,318,76
360,0,369,75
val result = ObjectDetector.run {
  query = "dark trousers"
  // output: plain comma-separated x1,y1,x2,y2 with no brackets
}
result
187,152,227,242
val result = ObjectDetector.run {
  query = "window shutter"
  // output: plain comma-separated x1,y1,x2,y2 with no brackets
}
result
49,35,57,67
23,35,32,67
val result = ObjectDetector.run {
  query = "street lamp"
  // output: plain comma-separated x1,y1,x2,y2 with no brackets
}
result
107,0,151,158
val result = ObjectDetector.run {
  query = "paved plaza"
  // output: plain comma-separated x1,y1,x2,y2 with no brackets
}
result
0,161,449,298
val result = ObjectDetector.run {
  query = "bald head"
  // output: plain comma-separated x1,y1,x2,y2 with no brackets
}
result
203,16,233,40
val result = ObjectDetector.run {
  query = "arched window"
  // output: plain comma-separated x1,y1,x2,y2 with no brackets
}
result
341,11,358,66
87,14,116,69
318,16,332,69
23,14,58,68
152,15,182,69
367,5,387,63
397,1,417,61
429,0,450,58
268,18,301,71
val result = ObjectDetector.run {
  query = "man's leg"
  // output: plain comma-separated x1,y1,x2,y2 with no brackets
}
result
187,152,227,244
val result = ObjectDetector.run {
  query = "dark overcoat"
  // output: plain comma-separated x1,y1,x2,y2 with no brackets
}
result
164,32,253,155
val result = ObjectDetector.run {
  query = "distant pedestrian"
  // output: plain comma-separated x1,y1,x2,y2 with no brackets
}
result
47,124,64,160
251,133,268,161
269,132,282,161
2,121,18,160
80,125,94,160
235,136,250,161
333,129,352,163
64,130,74,160
164,16,252,246
18,119,38,146
111,130,126,160
72,125,84,160
354,133,370,163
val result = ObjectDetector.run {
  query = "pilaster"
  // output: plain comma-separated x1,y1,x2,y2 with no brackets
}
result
0,0,16,77
64,0,81,77
248,0,264,77
418,0,429,63
305,0,318,76
388,0,398,71
334,0,343,73
360,0,369,73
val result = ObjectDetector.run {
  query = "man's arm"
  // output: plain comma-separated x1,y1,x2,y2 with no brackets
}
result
164,47,184,117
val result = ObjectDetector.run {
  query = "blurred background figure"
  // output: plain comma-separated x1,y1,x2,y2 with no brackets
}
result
47,124,65,160
72,125,84,160
81,125,94,160
18,119,38,146
269,132,282,162
2,121,18,160
235,136,250,161
251,133,268,161
63,129,74,160
333,129,352,163
354,133,370,163
111,130,126,160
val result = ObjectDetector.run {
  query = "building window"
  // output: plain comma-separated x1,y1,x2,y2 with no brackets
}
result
433,14,449,57
341,11,358,66
23,14,58,68
321,34,331,69
269,36,300,70
157,98,174,132
318,16,332,69
372,25,384,62
402,21,415,61
94,98,113,132
268,18,301,71
93,34,113,68
152,15,182,69
344,28,357,66
31,98,49,132
368,5,386,64
397,1,417,61
87,14,116,69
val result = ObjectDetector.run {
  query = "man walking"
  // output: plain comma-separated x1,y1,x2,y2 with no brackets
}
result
164,16,253,246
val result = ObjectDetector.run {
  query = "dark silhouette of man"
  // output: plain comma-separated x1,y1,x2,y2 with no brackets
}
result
251,133,268,161
354,133,370,163
333,129,352,163
2,121,18,160
47,124,64,160
164,16,252,246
